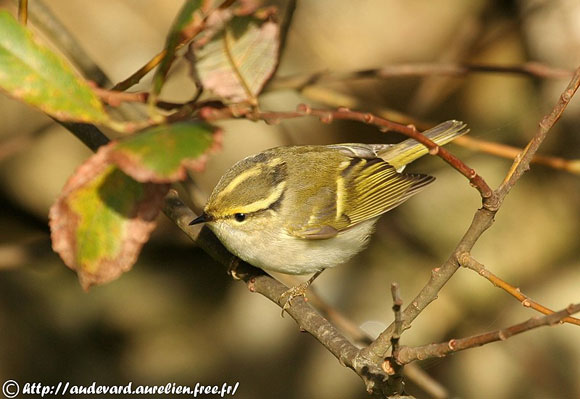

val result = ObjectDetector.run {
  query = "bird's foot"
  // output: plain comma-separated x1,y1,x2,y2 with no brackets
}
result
227,257,241,280
279,281,311,317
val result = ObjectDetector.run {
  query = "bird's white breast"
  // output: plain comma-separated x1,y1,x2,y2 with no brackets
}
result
208,219,377,275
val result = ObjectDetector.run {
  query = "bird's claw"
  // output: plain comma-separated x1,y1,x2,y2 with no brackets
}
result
279,282,309,317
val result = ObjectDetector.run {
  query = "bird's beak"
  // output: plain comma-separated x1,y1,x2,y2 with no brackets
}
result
189,212,212,225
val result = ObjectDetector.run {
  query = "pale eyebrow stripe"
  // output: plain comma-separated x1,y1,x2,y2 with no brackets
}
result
216,164,263,201
217,156,285,202
232,181,287,214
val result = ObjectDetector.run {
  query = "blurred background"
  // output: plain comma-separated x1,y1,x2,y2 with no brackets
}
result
0,0,579,398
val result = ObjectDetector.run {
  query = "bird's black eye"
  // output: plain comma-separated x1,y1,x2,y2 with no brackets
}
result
234,213,246,222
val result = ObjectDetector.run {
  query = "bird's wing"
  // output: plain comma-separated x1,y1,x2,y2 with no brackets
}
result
287,157,434,239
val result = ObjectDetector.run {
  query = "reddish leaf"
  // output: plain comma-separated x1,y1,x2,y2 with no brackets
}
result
49,144,169,290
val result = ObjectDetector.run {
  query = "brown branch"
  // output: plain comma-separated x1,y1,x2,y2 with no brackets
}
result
395,303,580,364
18,0,28,24
287,85,579,176
91,87,148,107
356,65,580,368
198,103,494,199
454,136,580,175
458,253,580,326
53,114,389,394
267,62,573,91
162,192,385,392
498,66,580,198
24,0,110,86
382,283,405,395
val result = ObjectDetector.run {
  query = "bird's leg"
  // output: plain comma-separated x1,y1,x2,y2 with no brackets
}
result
280,270,324,316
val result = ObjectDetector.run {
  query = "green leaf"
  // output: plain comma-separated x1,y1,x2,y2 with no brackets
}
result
49,145,168,290
151,0,203,98
192,15,280,102
109,122,220,183
0,11,109,124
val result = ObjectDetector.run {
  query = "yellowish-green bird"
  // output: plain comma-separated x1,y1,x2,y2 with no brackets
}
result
190,120,468,304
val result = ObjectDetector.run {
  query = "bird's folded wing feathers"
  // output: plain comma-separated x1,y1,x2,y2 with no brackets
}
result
288,158,434,239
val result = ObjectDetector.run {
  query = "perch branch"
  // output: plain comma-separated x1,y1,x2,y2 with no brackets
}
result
395,303,580,364
54,118,387,394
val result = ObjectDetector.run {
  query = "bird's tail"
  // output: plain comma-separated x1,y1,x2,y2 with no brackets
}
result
379,120,469,171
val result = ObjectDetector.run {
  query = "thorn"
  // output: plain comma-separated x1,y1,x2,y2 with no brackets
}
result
363,113,374,123
337,106,350,112
378,126,389,133
448,339,457,350
428,146,440,155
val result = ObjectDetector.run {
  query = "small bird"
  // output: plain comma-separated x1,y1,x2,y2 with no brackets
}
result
190,120,468,307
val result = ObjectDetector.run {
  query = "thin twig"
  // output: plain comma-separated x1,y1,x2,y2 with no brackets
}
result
267,62,573,91
299,86,580,175
356,65,580,368
454,136,580,175
458,253,580,326
91,87,148,107
18,0,28,24
395,303,580,364
112,0,237,92
382,283,405,395
198,103,494,199
24,0,109,86
498,66,580,198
